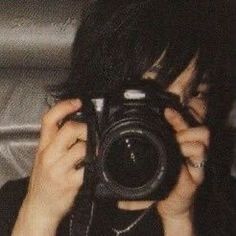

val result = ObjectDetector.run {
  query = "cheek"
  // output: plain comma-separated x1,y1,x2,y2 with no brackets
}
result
186,98,208,122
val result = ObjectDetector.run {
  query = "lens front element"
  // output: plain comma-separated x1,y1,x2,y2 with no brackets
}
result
105,135,160,188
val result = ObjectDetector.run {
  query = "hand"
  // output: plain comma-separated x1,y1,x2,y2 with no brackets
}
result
156,108,210,233
12,99,87,235
119,108,209,218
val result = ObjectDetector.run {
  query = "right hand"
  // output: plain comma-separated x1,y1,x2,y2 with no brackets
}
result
13,99,87,234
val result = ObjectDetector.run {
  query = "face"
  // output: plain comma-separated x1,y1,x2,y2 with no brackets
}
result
144,57,209,123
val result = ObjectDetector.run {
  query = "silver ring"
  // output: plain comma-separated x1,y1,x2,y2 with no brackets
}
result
185,158,207,168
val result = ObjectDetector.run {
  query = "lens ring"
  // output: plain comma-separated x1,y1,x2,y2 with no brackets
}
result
98,124,168,198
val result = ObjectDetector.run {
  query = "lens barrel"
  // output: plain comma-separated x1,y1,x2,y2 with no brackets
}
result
96,113,181,200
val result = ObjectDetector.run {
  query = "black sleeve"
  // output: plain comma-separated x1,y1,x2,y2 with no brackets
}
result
0,178,29,236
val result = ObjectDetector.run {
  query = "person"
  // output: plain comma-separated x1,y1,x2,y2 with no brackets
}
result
0,0,235,235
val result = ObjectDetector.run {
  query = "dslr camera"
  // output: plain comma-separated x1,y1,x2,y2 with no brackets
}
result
70,80,197,200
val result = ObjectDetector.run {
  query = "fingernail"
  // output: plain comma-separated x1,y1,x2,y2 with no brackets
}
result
71,99,81,108
164,108,175,118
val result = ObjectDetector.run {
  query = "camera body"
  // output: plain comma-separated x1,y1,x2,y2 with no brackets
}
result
72,80,197,200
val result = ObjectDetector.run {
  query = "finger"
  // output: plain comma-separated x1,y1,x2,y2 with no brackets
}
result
176,126,210,147
38,99,82,152
71,166,85,187
180,141,207,160
62,141,87,169
164,108,189,132
180,142,206,184
164,165,198,201
49,122,87,155
186,162,205,185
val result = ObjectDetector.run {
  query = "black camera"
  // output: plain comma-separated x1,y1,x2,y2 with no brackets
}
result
71,80,197,201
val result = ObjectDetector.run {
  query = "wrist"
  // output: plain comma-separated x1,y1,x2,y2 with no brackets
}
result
12,200,59,236
157,207,195,236
161,214,195,236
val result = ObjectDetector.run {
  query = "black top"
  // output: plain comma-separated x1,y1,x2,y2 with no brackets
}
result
90,202,163,235
0,177,236,236
0,178,163,236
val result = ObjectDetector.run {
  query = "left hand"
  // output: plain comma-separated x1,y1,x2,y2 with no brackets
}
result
118,107,210,218
156,107,210,221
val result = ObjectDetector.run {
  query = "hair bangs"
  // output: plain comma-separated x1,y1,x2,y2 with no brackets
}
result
50,0,229,106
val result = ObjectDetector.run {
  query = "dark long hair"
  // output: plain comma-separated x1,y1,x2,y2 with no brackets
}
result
51,0,235,235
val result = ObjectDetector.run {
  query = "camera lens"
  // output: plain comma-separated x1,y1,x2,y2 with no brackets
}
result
105,135,161,188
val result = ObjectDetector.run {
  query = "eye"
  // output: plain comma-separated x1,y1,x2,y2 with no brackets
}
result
192,91,208,99
190,83,210,101
182,90,207,106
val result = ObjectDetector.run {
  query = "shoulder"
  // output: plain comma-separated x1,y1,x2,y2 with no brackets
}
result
0,178,29,235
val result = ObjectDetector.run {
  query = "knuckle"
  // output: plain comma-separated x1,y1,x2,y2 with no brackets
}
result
77,123,88,136
62,121,87,139
63,121,78,131
196,142,206,156
71,143,86,157
37,147,58,167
